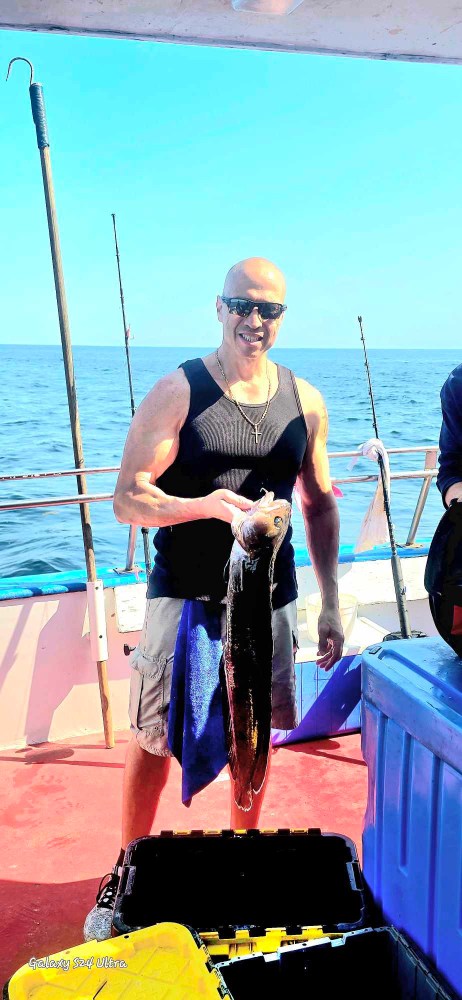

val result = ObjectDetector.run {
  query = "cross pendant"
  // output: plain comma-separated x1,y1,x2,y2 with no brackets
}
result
254,426,260,444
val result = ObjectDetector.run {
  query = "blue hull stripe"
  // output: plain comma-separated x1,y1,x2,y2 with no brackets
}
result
0,540,430,602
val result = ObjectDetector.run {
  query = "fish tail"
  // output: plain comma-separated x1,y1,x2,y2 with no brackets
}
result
232,780,253,812
227,736,255,811
227,723,257,806
251,704,271,794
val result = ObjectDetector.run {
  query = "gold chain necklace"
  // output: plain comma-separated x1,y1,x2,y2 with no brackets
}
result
215,350,272,445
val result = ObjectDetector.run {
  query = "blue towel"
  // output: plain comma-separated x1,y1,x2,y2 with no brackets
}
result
168,599,228,805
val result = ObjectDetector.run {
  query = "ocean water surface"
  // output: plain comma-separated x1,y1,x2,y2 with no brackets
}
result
1,345,459,578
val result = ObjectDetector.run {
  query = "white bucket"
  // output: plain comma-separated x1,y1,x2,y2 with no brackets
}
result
305,592,358,645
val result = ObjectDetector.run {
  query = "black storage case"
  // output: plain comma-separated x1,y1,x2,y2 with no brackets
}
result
216,927,457,1000
112,828,368,938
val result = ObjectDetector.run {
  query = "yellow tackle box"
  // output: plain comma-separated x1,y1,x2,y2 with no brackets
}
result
5,922,232,1000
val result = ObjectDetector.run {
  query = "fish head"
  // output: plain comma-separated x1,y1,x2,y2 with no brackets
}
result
231,491,291,556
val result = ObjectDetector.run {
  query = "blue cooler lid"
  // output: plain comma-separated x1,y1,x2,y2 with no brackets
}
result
362,636,462,773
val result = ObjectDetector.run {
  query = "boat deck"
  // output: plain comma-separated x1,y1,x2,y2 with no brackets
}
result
0,729,366,988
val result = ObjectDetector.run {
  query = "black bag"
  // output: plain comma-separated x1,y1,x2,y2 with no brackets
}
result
424,500,462,657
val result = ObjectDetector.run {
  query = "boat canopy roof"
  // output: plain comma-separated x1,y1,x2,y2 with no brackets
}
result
2,0,462,65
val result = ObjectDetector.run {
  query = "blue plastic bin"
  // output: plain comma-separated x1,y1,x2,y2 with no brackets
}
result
361,636,462,998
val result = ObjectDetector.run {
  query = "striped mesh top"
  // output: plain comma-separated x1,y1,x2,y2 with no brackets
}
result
147,357,308,609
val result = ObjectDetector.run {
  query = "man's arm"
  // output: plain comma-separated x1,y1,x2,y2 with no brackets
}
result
295,379,343,670
437,366,462,507
113,369,252,527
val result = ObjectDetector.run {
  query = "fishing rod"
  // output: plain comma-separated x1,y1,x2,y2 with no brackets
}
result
111,213,152,577
7,57,114,746
357,315,413,639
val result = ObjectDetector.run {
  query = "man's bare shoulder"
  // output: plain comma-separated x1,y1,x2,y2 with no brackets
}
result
294,377,328,443
137,368,190,425
294,376,325,415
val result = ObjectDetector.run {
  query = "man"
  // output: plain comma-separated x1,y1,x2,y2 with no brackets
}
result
84,256,343,941
437,363,462,506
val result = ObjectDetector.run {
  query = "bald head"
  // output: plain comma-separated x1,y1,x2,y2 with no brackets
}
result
223,257,286,302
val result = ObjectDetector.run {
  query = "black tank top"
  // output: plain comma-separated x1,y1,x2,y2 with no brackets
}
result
147,358,308,609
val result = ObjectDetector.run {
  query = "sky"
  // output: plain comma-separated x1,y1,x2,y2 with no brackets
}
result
1,29,462,348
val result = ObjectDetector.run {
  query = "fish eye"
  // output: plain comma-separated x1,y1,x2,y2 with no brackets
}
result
274,516,283,526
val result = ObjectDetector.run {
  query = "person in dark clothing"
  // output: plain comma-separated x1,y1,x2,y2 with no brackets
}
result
437,364,462,507
84,257,343,941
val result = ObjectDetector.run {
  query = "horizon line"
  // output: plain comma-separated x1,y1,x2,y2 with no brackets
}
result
0,343,459,352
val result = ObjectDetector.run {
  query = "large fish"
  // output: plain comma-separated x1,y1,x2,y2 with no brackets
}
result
222,491,292,811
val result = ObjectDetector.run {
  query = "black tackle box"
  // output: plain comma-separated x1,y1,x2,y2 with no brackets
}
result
215,926,458,1000
112,828,369,950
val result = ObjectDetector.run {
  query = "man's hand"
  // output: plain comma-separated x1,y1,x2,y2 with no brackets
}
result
317,603,344,671
199,489,253,524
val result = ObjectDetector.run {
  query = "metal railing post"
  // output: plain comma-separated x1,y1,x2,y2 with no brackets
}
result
125,525,138,571
405,448,438,546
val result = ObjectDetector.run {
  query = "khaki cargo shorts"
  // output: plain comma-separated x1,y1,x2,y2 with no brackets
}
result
129,597,299,755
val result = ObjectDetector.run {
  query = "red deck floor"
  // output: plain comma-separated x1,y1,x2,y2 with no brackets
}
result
0,729,367,988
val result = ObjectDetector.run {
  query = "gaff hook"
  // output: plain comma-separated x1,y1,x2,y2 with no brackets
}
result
6,57,34,86
5,57,48,150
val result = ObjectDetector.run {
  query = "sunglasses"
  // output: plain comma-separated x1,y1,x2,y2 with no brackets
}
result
221,296,287,321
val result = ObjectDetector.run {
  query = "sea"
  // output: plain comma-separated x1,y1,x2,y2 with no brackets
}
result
1,344,460,579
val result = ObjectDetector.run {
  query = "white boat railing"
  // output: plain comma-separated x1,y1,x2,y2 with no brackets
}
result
0,445,439,570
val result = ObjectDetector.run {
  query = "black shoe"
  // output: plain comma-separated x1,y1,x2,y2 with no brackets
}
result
83,864,123,942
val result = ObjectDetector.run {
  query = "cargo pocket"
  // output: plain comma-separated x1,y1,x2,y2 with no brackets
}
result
139,597,184,662
129,649,170,737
